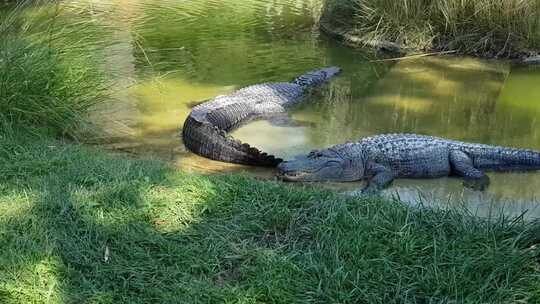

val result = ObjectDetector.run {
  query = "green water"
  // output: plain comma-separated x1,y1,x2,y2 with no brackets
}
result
21,0,540,218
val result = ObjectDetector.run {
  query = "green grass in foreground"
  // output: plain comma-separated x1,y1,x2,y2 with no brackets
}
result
0,2,539,302
0,133,539,303
322,0,540,57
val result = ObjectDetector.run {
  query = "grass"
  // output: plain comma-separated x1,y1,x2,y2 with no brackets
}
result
321,0,540,57
0,0,539,302
0,1,109,138
0,133,539,303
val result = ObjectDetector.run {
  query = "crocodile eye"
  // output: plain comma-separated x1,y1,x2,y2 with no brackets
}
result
308,150,323,158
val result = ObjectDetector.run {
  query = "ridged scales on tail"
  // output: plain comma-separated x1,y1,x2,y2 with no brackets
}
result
277,133,540,193
182,67,341,166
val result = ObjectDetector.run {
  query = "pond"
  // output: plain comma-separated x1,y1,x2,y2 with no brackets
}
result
24,0,540,218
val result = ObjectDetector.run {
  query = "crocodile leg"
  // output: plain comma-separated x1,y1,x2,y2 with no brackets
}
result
449,150,490,191
361,163,395,195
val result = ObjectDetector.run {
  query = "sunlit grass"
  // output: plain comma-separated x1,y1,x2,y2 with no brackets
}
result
0,133,539,303
322,0,540,57
0,1,539,302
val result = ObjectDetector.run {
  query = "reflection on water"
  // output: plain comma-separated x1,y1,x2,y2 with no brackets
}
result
23,0,540,218
321,175,540,220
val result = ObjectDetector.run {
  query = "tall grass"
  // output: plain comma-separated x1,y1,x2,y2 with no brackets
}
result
0,1,109,138
322,0,540,57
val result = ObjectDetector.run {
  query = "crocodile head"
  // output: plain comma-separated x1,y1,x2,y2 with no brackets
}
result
277,147,364,182
293,66,342,87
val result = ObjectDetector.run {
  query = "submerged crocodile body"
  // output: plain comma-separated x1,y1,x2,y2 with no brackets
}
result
182,67,341,166
277,133,540,193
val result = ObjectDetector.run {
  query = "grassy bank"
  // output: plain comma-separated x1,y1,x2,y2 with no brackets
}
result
1,1,540,303
0,1,108,138
0,134,539,303
0,35,108,137
321,0,540,57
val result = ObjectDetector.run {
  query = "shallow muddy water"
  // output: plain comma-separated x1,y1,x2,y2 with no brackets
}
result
22,0,540,218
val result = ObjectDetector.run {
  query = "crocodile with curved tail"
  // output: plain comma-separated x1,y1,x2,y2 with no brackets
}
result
182,67,341,166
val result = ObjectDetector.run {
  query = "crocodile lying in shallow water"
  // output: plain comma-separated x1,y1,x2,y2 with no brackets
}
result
277,133,540,193
182,67,341,166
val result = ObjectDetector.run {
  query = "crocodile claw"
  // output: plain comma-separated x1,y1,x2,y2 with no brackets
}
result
463,176,490,191
343,186,381,198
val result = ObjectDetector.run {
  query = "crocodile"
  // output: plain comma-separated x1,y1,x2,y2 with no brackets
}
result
182,67,341,166
277,133,540,193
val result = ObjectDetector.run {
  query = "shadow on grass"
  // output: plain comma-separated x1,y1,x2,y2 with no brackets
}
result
0,136,539,303
0,136,311,303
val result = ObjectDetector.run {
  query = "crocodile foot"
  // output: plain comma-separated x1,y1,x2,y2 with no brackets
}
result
463,175,490,191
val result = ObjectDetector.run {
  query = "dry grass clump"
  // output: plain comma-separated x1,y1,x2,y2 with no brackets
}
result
323,0,540,57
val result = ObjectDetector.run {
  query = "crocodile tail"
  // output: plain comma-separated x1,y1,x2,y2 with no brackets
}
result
182,115,282,167
482,146,540,171
292,66,342,87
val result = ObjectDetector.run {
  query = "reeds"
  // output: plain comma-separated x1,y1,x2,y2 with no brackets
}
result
323,0,540,57
0,0,109,138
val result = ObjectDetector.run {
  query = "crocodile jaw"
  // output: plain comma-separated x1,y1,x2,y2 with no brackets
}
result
277,171,313,182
